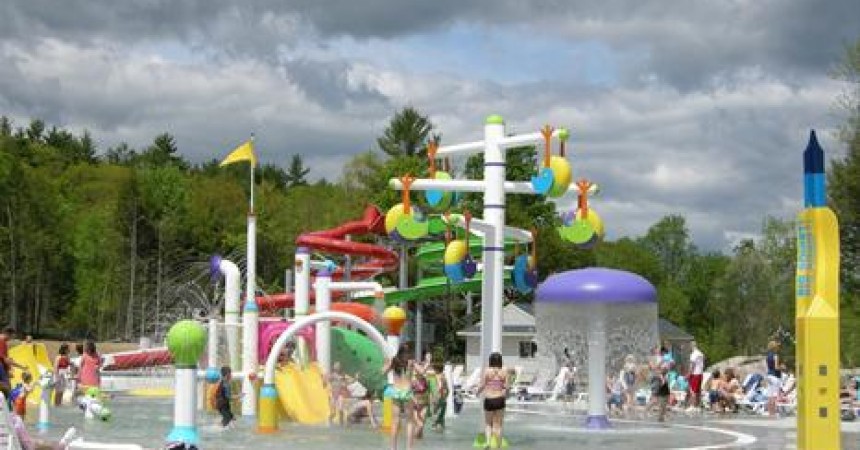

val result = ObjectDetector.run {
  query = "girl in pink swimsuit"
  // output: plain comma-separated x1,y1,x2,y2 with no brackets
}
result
78,342,102,389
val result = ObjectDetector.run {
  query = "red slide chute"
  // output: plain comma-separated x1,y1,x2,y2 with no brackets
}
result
102,348,173,371
256,205,396,311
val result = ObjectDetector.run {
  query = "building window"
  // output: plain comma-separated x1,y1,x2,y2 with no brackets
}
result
519,341,537,358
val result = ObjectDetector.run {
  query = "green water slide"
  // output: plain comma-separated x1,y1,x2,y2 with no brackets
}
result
331,328,387,394
333,219,524,394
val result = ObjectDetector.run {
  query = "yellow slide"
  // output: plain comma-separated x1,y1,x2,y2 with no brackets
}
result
275,362,331,425
9,343,54,408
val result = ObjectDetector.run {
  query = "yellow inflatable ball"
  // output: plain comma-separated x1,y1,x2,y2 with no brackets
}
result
385,203,418,234
576,208,604,238
547,156,572,198
443,240,467,265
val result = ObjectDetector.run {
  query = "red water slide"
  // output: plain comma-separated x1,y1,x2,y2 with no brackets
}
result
256,205,397,310
101,347,173,371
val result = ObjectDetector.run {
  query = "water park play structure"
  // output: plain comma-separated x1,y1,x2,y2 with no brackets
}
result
389,115,601,368
7,121,842,450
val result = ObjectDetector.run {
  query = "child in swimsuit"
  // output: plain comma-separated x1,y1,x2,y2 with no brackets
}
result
477,352,509,449
383,345,415,450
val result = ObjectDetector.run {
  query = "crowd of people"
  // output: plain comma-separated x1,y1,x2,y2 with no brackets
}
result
382,346,456,450
0,327,105,449
602,339,800,421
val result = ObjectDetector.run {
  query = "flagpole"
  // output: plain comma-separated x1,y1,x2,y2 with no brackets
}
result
242,132,259,417
249,133,255,214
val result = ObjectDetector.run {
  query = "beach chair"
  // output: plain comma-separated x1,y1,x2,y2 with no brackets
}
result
776,389,797,416
464,367,482,397
515,370,555,401
736,373,767,414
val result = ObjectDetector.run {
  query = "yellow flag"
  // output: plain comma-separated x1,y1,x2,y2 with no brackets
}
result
219,140,257,167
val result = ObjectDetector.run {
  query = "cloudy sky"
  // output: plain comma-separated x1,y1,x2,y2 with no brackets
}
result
2,1,858,250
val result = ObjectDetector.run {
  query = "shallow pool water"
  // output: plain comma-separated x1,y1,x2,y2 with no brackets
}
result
35,397,739,449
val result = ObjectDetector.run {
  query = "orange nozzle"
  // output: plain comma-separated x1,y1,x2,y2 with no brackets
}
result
540,125,554,168
427,141,438,178
576,179,591,218
400,175,415,215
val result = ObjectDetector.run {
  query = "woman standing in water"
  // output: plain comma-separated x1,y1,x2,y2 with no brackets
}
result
383,345,415,450
477,352,509,449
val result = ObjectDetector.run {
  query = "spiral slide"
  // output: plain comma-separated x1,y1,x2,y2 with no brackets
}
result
256,205,397,310
275,362,330,425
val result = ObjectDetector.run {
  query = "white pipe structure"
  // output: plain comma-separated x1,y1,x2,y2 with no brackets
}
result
217,259,241,372
241,214,259,417
313,273,384,376
294,247,311,317
585,304,609,429
389,179,582,195
167,368,199,445
262,311,394,386
443,363,456,418
389,116,565,370
199,317,219,411
441,214,534,243
37,368,51,431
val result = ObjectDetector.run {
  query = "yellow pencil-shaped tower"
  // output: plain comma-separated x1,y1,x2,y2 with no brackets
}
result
796,130,840,450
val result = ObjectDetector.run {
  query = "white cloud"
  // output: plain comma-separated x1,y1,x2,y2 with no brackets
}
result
0,2,855,251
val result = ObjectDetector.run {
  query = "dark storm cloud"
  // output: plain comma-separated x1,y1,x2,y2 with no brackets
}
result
0,1,855,250
4,1,857,88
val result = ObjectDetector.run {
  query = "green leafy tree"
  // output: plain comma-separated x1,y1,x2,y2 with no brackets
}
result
285,155,311,187
829,38,860,365
376,107,435,158
596,238,665,286
638,215,697,284
139,133,187,168
711,240,777,356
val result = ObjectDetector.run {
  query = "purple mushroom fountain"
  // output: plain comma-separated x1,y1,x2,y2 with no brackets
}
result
535,268,658,429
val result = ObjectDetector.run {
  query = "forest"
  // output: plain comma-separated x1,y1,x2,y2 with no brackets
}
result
0,41,857,367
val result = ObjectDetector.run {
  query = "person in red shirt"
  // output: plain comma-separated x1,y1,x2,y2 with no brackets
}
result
0,327,25,407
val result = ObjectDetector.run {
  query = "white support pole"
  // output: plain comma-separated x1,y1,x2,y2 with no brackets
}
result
484,119,506,358
168,368,199,445
37,373,51,431
284,268,293,318
415,303,423,361
585,304,609,429
444,363,456,418
294,248,311,317
200,317,218,411
241,214,259,418
218,259,241,372
314,269,333,376
207,317,218,370
435,140,486,156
